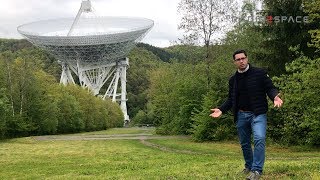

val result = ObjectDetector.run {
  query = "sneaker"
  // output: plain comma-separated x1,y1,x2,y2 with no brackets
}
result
246,171,261,180
241,168,251,174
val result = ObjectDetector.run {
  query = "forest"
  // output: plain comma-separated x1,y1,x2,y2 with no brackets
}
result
0,0,319,146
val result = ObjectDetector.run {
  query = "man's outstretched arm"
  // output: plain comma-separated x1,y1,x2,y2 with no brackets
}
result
210,78,234,118
263,71,283,108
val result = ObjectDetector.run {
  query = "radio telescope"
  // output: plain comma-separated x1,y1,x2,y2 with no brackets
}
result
17,0,154,125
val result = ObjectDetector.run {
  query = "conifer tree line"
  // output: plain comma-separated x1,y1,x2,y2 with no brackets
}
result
1,0,320,146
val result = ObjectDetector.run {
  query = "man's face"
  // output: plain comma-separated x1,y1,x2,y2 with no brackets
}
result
234,53,248,70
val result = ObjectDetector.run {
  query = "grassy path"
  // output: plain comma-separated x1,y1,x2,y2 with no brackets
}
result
0,127,320,179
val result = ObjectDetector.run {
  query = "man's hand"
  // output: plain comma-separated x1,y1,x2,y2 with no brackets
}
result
274,94,283,108
209,108,222,118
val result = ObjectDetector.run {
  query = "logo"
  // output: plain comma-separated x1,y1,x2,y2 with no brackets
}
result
226,14,309,25
266,15,309,24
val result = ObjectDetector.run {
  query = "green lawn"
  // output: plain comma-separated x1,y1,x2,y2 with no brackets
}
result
0,128,319,179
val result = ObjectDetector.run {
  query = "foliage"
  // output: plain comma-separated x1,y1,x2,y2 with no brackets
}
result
0,41,124,139
56,88,84,133
136,43,174,62
303,0,320,51
223,1,271,68
26,70,59,135
149,62,207,134
270,56,320,145
0,38,32,52
126,47,161,120
132,110,153,125
148,55,234,136
177,0,239,91
191,57,235,141
259,0,317,75
0,88,10,138
166,45,206,64
63,85,123,131
191,90,236,141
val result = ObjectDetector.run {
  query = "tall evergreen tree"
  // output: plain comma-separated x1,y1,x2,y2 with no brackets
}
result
260,0,317,75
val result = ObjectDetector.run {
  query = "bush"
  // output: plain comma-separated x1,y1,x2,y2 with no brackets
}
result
64,85,123,132
56,92,84,133
191,91,236,141
269,57,320,145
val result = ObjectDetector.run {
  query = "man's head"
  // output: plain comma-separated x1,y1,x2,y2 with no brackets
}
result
233,49,248,71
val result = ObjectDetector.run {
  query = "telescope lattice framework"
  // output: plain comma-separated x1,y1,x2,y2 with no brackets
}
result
17,0,154,124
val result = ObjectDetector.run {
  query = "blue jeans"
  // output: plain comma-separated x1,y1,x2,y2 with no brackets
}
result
237,111,267,173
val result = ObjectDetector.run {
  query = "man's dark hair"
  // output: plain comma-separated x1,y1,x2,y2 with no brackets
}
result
233,49,247,60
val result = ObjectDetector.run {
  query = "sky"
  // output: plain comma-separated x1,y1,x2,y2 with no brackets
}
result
0,0,183,47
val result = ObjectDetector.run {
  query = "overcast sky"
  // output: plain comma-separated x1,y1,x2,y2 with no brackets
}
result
0,0,183,47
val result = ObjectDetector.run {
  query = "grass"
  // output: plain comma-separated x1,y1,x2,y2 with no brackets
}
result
0,128,319,179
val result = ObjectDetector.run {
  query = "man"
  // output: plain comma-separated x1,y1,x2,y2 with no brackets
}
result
209,49,283,180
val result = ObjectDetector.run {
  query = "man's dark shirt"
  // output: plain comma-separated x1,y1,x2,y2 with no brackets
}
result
219,65,279,122
236,71,252,111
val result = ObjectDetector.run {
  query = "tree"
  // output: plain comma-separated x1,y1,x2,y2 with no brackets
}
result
166,45,206,64
0,88,10,138
0,39,125,138
0,39,32,52
148,56,234,135
270,56,320,145
56,91,84,133
26,70,59,135
177,0,238,53
177,0,238,86
136,43,174,62
223,1,271,69
259,0,316,75
303,0,320,51
0,51,16,116
127,47,161,119
191,90,235,141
